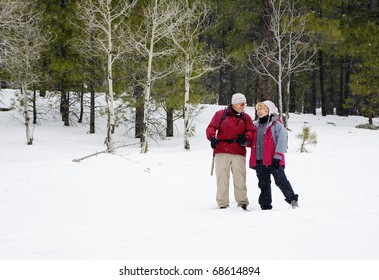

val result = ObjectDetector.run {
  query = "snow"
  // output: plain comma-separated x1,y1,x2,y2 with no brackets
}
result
1,89,379,278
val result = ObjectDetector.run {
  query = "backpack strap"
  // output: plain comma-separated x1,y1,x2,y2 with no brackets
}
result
218,106,246,130
217,107,228,130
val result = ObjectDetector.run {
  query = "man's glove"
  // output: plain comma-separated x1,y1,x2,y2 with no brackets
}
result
237,134,247,146
271,158,281,168
210,137,218,149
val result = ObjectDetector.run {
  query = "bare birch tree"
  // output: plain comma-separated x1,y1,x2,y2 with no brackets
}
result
248,0,316,127
0,0,28,28
127,0,184,153
0,0,30,74
1,1,18,69
170,0,221,150
74,0,137,153
1,1,52,145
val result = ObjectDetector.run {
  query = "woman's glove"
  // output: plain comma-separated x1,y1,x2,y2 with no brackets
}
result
271,158,280,168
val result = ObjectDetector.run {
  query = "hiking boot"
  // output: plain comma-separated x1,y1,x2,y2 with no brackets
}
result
290,200,299,209
241,204,248,211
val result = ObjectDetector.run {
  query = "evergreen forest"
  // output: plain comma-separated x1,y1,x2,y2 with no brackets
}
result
1,0,378,151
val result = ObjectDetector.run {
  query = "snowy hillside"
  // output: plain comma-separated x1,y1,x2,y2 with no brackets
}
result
1,89,379,279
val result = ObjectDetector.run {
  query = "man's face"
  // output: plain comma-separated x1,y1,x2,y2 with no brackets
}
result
232,102,246,113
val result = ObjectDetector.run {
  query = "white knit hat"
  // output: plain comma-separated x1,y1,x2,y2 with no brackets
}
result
231,93,246,104
262,100,279,115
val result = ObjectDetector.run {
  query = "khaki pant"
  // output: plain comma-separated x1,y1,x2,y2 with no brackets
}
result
215,153,249,208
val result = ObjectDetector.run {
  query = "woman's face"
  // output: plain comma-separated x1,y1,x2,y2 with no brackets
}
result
257,105,269,118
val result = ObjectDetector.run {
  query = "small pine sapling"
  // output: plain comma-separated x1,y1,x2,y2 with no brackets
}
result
297,125,317,153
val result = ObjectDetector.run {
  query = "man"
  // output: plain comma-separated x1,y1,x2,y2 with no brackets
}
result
206,93,254,210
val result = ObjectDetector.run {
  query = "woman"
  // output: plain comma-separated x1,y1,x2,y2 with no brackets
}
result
249,100,299,210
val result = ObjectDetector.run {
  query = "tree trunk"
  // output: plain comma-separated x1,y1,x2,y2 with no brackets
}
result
90,89,95,134
218,62,238,105
256,0,274,102
166,108,174,137
256,75,274,102
368,113,373,125
60,91,70,126
79,87,84,123
283,79,291,128
311,68,317,115
22,85,32,145
33,89,37,125
184,51,191,150
141,28,156,153
289,80,296,113
344,57,353,115
65,92,70,126
39,89,46,97
60,91,65,121
134,80,144,138
245,69,255,106
337,58,345,116
218,63,230,105
318,50,326,116
105,8,115,153
328,72,336,115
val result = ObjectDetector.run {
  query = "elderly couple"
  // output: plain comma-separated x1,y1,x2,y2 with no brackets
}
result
206,93,299,211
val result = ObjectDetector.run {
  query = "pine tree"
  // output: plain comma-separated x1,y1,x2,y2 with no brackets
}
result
297,125,317,153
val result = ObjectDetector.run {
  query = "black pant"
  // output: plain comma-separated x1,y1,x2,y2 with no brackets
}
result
255,162,298,209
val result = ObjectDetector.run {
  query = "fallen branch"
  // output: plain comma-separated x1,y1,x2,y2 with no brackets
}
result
72,142,140,163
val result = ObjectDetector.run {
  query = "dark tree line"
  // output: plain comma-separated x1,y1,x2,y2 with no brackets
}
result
1,0,378,146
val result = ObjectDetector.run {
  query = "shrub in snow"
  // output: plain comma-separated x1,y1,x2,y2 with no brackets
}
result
297,125,317,153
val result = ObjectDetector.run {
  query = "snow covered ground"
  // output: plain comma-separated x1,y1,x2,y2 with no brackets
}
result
1,89,379,279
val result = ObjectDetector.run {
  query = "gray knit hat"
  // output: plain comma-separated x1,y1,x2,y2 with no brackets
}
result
231,93,246,104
